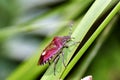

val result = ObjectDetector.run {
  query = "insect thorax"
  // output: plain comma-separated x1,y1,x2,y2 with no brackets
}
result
62,36,71,43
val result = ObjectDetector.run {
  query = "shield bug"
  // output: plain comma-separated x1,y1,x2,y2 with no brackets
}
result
38,22,77,75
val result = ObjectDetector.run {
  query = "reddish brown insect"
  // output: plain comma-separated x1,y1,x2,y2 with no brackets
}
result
38,36,71,65
38,23,75,75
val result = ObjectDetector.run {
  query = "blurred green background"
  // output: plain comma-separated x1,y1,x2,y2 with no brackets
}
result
0,0,120,80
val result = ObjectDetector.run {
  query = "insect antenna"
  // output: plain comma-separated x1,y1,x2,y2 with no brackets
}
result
68,21,74,37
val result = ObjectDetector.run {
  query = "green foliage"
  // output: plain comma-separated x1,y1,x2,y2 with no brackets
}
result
0,0,119,80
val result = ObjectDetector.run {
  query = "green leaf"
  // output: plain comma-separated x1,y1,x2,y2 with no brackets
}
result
61,1,120,79
41,0,112,80
66,12,119,80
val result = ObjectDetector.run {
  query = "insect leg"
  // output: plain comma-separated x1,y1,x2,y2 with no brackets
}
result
71,41,80,46
64,41,80,48
48,61,50,65
54,55,60,75
68,21,74,37
61,51,66,67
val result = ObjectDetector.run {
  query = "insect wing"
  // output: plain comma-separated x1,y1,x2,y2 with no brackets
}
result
38,40,60,65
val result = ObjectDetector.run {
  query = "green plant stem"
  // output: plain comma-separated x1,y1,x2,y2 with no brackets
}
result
41,0,111,80
67,14,119,80
61,2,120,79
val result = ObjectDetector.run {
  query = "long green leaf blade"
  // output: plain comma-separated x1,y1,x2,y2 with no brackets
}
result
41,0,112,80
61,1,120,79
